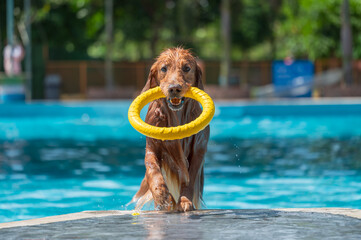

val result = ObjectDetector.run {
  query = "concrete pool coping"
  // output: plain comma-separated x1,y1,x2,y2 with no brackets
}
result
1,208,360,229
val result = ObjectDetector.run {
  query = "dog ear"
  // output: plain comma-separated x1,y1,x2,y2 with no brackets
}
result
195,62,204,90
141,65,158,93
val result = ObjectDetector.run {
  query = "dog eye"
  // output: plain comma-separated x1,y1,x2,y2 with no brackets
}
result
161,66,167,72
183,66,191,72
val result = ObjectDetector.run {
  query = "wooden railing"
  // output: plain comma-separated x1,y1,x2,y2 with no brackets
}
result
45,59,361,98
46,61,152,97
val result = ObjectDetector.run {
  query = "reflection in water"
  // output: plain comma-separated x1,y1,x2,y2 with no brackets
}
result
133,212,203,240
1,137,361,222
143,214,167,240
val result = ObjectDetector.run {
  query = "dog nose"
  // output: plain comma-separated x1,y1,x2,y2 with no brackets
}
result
168,84,182,94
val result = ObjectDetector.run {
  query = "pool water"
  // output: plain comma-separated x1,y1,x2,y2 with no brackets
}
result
1,100,361,223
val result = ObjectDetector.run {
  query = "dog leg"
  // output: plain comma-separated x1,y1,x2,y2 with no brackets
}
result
177,143,207,212
145,152,176,210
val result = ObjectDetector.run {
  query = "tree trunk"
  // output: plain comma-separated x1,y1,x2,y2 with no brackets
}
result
341,0,353,86
105,0,114,91
269,0,282,60
219,0,231,88
24,0,32,100
6,0,14,75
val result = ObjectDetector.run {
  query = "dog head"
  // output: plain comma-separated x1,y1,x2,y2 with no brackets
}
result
142,48,203,111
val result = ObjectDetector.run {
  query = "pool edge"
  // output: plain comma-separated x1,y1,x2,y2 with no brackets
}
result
275,208,361,220
0,210,133,229
0,208,360,230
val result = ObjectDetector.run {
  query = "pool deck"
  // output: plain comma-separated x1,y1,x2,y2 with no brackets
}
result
1,208,360,239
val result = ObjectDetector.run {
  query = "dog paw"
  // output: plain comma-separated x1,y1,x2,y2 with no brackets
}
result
177,196,194,212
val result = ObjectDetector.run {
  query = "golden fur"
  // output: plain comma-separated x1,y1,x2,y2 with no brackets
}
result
130,48,209,212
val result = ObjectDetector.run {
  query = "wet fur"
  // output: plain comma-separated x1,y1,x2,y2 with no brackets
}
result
130,48,210,211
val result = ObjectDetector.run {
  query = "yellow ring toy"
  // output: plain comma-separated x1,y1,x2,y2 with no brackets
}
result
128,87,215,141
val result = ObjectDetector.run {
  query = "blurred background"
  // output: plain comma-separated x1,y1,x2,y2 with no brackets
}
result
1,0,361,223
1,0,361,101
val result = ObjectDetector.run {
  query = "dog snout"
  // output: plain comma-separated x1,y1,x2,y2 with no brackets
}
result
168,84,182,95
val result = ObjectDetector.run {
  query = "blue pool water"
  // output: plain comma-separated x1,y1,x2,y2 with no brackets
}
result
1,99,361,223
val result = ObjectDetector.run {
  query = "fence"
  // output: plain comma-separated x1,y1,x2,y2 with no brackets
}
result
45,59,361,98
46,61,151,97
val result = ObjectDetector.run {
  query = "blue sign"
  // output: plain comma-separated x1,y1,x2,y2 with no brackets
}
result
272,60,314,97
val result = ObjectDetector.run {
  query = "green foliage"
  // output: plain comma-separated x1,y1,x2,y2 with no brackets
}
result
30,0,100,60
274,0,361,60
232,0,272,50
2,0,361,61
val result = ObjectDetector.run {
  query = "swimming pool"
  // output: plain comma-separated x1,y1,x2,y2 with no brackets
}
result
1,99,361,223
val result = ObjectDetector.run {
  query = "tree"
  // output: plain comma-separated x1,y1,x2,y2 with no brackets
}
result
341,0,353,85
105,0,114,90
273,0,361,61
231,0,274,59
219,0,231,87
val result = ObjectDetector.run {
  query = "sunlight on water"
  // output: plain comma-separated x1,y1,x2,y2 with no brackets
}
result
1,137,361,223
1,102,361,222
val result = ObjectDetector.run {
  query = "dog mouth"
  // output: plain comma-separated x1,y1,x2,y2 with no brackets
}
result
167,97,185,111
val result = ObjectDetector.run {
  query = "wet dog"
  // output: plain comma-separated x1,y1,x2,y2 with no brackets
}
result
130,48,210,212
